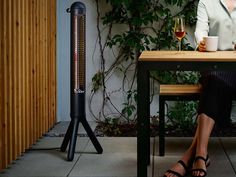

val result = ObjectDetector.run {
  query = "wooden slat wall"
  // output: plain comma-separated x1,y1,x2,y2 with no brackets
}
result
0,0,57,171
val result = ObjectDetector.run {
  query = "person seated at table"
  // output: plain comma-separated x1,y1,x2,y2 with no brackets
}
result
163,0,236,177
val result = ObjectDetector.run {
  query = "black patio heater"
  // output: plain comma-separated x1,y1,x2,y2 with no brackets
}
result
60,2,103,161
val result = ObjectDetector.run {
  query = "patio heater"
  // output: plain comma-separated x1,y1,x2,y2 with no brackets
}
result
60,1,103,161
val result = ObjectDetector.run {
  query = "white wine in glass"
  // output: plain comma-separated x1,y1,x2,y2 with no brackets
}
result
174,17,186,51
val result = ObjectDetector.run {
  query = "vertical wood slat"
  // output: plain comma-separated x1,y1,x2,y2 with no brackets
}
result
0,0,4,170
7,0,13,164
13,0,18,159
36,0,40,140
0,0,57,171
32,0,36,140
29,0,35,145
51,0,57,126
24,0,30,149
2,0,8,169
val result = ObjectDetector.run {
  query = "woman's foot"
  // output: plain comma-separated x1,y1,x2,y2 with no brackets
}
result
163,159,189,177
191,155,208,177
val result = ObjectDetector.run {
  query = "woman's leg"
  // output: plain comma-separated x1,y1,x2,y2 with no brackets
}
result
192,113,215,177
163,119,199,177
164,113,214,177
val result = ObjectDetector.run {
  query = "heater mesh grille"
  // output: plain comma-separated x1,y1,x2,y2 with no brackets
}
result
72,14,86,93
78,15,85,90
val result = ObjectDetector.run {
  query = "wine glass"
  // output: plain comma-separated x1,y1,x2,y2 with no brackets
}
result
174,17,186,51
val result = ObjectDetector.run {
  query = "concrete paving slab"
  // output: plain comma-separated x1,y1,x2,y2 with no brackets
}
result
153,137,225,156
219,137,236,155
45,121,97,137
153,137,236,177
154,137,192,156
70,137,154,177
0,136,235,177
0,137,89,177
69,152,137,177
84,137,137,153
219,137,236,173
0,150,78,177
83,137,155,154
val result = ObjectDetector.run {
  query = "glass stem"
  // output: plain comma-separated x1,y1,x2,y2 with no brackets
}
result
179,40,181,51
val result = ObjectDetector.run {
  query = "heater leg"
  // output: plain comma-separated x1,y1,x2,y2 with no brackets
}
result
81,118,103,154
60,121,73,152
67,118,80,161
61,115,103,160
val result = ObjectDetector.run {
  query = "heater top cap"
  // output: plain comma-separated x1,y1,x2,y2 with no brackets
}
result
67,2,86,14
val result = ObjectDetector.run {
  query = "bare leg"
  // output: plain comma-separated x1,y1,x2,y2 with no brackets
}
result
164,121,199,177
164,113,214,177
192,113,215,177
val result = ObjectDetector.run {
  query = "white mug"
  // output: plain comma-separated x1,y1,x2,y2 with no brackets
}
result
203,36,218,52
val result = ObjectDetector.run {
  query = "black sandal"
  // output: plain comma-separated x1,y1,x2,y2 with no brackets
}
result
191,156,208,177
163,160,188,177
205,154,210,168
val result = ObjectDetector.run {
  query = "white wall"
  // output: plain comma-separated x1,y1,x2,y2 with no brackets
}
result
56,0,195,122
57,0,236,123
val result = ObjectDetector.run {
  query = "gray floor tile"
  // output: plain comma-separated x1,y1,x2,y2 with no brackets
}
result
69,152,137,177
153,137,225,156
46,121,97,137
32,137,90,153
219,137,236,172
0,137,89,177
70,137,137,177
32,137,69,149
0,150,78,177
84,137,155,154
70,137,154,177
84,137,137,153
219,137,236,155
154,137,193,156
153,137,236,177
206,156,236,177
0,136,235,177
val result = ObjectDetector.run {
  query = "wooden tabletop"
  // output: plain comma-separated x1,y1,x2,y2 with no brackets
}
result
139,51,236,62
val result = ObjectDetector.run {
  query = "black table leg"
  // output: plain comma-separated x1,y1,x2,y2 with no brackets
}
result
159,97,165,156
137,63,150,177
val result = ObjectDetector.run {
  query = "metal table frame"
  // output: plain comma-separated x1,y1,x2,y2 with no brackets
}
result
137,51,236,177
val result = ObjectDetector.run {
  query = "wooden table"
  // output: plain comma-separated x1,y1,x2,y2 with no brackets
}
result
137,51,236,177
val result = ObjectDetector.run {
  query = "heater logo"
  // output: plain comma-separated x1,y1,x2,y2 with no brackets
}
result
74,88,84,93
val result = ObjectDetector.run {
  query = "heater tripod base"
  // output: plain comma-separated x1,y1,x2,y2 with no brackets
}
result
60,117,103,161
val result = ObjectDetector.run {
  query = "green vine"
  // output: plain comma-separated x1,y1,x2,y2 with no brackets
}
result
90,0,200,135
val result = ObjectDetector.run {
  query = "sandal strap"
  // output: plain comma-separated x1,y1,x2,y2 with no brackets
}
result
194,156,207,164
205,154,210,167
177,160,188,171
205,154,209,162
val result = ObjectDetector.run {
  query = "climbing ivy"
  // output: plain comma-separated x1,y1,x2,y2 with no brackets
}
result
90,0,200,134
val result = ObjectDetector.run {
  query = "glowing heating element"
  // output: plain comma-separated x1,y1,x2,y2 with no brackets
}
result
72,14,85,93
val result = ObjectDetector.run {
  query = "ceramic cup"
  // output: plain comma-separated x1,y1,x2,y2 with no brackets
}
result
203,36,218,52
